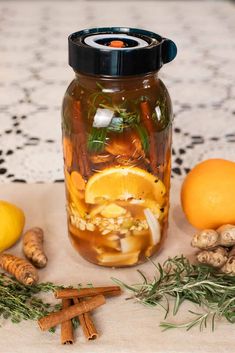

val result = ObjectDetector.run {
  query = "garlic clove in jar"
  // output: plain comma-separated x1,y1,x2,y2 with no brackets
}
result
144,208,161,245
120,235,145,253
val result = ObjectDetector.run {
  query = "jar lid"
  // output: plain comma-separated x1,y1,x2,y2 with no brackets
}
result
68,27,177,76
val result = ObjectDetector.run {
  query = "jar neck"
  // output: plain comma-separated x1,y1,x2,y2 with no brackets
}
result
74,71,159,91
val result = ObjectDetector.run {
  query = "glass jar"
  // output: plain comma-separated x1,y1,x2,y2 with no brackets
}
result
62,27,177,267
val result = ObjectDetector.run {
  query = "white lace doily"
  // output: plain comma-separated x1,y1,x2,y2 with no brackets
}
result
0,0,234,183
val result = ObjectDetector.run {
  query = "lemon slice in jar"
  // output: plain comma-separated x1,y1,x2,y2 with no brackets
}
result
85,166,166,205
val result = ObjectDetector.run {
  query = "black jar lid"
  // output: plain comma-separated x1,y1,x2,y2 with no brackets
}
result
68,27,177,77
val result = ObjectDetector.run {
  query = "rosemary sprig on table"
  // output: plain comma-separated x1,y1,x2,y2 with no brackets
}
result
113,256,235,331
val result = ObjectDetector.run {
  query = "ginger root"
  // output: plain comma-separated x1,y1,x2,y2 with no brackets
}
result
191,229,219,249
217,224,235,247
197,247,229,268
221,246,235,275
192,224,235,272
192,225,235,250
23,227,47,268
0,253,38,285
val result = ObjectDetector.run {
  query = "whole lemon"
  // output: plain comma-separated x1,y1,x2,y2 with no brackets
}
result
0,200,25,251
181,159,235,229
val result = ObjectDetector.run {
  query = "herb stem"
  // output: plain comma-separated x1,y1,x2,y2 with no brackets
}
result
113,255,235,331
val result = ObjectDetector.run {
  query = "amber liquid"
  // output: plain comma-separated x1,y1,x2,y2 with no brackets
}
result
62,73,172,267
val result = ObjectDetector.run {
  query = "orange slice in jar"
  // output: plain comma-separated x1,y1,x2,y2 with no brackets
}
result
64,169,88,217
85,166,166,205
71,171,86,191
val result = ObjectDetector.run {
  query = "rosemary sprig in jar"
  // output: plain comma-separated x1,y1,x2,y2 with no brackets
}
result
113,255,235,331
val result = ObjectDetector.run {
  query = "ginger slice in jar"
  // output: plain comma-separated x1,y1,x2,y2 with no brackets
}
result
100,203,126,218
89,202,125,218
97,251,140,266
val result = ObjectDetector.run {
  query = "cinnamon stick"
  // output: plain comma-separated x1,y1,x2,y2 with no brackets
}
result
73,297,98,340
54,286,121,300
72,100,91,178
38,294,105,331
140,100,158,175
60,299,74,345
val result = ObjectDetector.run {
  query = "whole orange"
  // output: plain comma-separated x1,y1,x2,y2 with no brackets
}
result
181,159,235,229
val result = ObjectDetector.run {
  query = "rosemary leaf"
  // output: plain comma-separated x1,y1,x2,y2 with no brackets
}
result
113,255,235,331
87,127,107,153
135,124,149,152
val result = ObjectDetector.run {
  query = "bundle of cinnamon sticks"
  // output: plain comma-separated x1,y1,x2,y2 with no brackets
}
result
38,285,121,345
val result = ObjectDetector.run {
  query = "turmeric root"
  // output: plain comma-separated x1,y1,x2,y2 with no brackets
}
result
23,227,47,268
191,229,219,249
0,253,38,285
196,247,229,268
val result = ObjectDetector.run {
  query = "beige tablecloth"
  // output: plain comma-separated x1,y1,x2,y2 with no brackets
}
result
0,182,233,353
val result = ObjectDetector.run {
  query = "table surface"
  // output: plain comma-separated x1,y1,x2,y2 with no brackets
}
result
1,181,234,353
0,0,235,183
